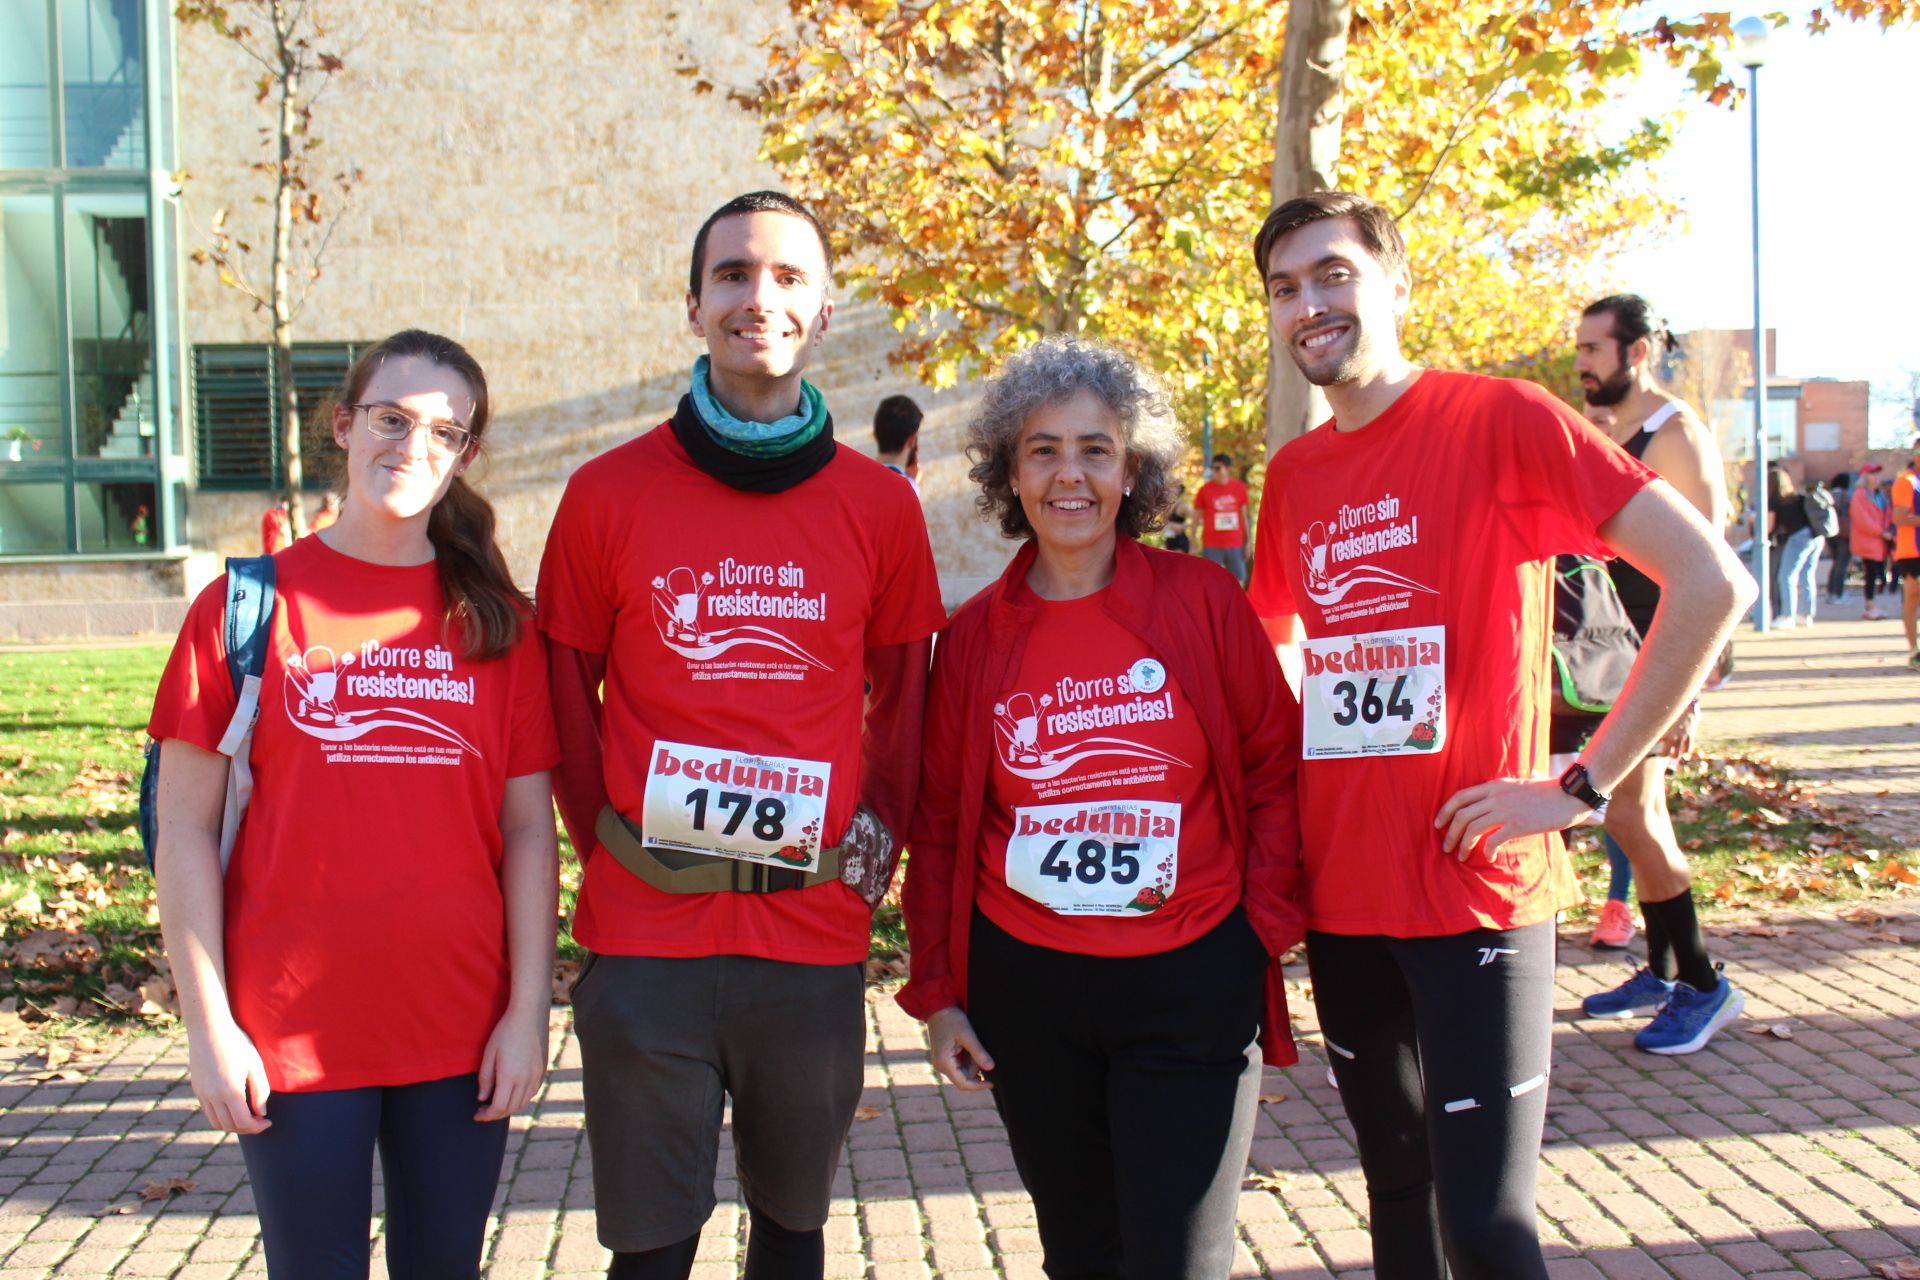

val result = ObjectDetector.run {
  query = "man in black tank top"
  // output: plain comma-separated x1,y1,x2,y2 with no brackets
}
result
1572,294,1744,1054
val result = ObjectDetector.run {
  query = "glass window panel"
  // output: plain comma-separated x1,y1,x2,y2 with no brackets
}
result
0,482,69,554
75,478,154,551
1711,396,1799,462
66,192,151,459
0,195,67,462
60,0,145,169
0,1,54,169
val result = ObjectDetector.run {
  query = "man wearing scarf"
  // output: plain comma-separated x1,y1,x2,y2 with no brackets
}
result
537,192,945,1280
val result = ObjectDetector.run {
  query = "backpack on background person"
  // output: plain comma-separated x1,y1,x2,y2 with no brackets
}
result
1803,484,1841,539
1550,554,1641,716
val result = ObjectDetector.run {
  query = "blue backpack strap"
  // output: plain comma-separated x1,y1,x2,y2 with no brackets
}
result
223,555,277,688
141,556,277,871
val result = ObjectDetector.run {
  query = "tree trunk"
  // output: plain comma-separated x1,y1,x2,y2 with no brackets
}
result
272,4,305,537
1264,0,1352,458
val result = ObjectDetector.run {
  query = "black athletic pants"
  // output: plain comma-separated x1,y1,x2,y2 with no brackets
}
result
237,1072,508,1280
1307,921,1555,1280
968,907,1266,1280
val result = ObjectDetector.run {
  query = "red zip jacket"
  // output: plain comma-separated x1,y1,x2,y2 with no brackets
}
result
899,536,1306,1064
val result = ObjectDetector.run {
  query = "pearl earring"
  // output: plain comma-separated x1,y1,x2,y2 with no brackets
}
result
1124,486,1132,496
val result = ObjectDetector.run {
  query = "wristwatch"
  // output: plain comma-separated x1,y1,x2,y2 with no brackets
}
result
1558,762,1610,818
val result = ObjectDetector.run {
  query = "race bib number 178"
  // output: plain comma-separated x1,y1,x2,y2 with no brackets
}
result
1299,625,1446,759
642,740,832,871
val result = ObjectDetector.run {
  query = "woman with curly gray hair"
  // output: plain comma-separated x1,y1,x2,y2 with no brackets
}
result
899,335,1307,1278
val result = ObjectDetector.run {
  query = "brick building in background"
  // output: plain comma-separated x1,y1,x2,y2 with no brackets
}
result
1675,327,1873,492
0,1,1007,641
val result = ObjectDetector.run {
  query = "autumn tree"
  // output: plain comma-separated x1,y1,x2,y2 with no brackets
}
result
716,2,1916,467
715,2,1731,465
175,0,354,537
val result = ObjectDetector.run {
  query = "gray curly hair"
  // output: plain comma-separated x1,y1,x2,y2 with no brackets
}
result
967,335,1184,541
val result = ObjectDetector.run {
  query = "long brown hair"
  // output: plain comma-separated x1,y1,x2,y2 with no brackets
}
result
332,330,528,661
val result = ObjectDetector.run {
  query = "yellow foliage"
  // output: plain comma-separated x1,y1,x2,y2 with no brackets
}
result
716,1,1908,462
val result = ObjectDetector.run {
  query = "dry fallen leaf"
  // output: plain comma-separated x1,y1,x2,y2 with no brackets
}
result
1742,1022,1795,1040
1871,1260,1920,1279
1843,906,1890,926
1868,930,1911,945
852,1106,883,1122
137,1177,195,1203
26,1068,85,1083
1245,1169,1291,1192
1258,1090,1289,1104
100,1202,139,1217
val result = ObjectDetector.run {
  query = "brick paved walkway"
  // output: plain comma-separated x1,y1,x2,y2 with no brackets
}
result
1700,610,1920,855
4,612,1917,1278
7,905,1920,1279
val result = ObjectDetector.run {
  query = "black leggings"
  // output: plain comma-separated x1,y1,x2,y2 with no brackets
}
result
1307,922,1555,1280
237,1072,508,1280
1864,557,1887,602
968,907,1266,1280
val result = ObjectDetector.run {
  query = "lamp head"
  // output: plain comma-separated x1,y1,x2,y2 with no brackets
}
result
1732,16,1769,69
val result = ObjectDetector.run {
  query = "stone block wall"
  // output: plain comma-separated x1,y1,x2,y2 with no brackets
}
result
173,0,1014,596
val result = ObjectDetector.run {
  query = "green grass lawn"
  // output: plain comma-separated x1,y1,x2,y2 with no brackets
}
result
1,646,1909,1029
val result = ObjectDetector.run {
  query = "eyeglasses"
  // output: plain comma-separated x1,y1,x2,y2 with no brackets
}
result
349,402,472,456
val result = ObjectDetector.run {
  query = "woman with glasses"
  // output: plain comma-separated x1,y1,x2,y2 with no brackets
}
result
150,329,559,1278
899,336,1304,1278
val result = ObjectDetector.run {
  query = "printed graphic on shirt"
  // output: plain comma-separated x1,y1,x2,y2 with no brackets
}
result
993,655,1188,796
650,561,832,680
641,739,831,870
1299,625,1446,759
283,638,481,765
1298,491,1435,626
1005,799,1180,915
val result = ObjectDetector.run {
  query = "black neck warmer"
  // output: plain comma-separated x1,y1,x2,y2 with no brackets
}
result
668,395,838,494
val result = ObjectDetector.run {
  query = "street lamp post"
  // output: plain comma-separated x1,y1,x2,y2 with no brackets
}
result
1734,16,1771,631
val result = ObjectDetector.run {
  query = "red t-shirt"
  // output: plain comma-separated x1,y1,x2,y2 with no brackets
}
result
260,508,291,555
975,587,1235,955
536,427,946,965
148,536,559,1092
1248,371,1653,937
1195,479,1251,549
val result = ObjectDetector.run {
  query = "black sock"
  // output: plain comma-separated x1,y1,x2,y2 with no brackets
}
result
1642,904,1673,981
608,1235,699,1280
1640,891,1716,992
745,1204,824,1280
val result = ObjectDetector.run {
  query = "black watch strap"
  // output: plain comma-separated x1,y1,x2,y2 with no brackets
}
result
1558,762,1609,810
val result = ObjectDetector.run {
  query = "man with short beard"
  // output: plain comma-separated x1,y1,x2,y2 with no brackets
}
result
538,191,944,1280
1571,294,1744,1046
1245,192,1753,1280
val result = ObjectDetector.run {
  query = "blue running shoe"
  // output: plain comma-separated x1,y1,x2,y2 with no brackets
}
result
1581,966,1674,1019
1635,967,1745,1055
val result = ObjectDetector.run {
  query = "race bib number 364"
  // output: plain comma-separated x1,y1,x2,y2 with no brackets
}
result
1300,625,1446,759
1005,800,1179,916
642,740,832,871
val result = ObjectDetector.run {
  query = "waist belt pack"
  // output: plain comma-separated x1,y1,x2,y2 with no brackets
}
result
595,802,899,906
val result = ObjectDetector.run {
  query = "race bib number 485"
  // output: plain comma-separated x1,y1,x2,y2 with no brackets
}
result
1005,800,1179,916
1300,625,1446,759
642,740,831,871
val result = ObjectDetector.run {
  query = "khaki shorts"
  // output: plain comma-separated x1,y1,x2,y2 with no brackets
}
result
571,952,865,1251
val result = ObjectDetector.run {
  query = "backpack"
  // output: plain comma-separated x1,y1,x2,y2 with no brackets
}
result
1803,486,1840,539
138,556,277,873
1550,555,1641,716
